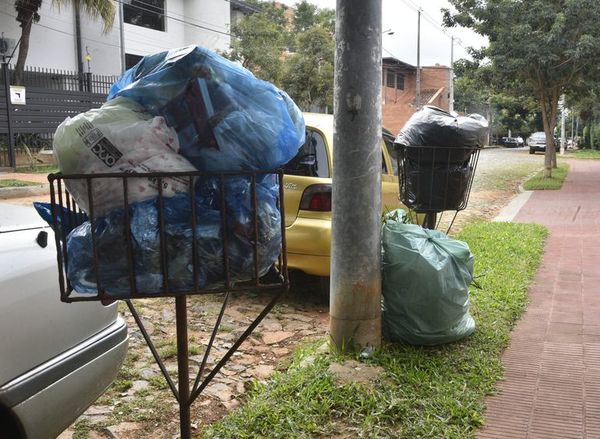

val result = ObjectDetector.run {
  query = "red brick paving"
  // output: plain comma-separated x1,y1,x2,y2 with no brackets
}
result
479,159,600,438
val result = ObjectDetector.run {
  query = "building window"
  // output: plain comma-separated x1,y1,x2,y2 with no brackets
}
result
125,53,143,70
124,0,165,32
385,70,404,90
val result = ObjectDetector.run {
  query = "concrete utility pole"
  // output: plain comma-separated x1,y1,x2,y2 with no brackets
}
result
416,8,422,109
118,1,126,73
449,36,454,113
330,0,382,352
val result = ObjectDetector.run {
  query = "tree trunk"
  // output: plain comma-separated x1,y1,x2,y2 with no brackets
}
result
13,13,33,86
539,88,560,178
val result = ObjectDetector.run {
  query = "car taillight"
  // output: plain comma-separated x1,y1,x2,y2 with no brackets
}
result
300,184,332,211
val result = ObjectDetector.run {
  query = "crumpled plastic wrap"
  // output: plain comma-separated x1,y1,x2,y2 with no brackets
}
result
382,209,476,345
108,45,305,171
53,97,197,216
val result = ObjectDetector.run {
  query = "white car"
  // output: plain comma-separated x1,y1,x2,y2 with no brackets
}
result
0,203,128,439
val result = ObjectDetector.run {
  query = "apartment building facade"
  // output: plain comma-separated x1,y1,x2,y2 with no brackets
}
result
0,0,245,76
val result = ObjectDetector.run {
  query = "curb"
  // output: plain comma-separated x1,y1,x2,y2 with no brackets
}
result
0,184,50,200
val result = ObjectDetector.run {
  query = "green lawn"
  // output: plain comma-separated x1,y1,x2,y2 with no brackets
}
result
523,163,569,190
565,149,600,160
0,179,40,188
202,222,548,439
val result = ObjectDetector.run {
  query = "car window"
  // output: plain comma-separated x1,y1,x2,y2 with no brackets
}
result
283,129,329,178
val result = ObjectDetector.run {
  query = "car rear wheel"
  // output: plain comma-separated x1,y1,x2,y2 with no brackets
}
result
529,148,535,154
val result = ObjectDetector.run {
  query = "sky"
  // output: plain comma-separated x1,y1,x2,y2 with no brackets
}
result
279,0,488,67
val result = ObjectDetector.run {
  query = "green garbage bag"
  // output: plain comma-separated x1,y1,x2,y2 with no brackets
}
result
382,209,475,345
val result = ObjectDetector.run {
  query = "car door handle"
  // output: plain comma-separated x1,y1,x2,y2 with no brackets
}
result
36,231,48,248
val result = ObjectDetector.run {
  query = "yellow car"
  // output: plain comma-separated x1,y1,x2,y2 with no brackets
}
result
282,113,404,278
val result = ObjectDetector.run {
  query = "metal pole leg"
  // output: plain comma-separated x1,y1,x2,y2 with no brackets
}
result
176,296,191,439
423,212,437,229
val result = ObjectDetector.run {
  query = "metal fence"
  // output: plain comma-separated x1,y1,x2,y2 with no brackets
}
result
0,63,117,168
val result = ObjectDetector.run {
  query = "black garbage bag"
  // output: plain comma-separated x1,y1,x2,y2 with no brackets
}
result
395,106,488,164
403,161,473,211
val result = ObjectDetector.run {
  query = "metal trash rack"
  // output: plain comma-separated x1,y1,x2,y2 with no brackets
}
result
396,145,481,231
48,169,289,439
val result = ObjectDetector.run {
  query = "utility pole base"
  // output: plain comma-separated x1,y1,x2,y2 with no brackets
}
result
329,316,381,352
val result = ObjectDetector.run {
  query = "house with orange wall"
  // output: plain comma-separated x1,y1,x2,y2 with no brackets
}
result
382,57,452,135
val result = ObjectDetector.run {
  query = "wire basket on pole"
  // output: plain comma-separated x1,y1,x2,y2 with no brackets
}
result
396,145,481,232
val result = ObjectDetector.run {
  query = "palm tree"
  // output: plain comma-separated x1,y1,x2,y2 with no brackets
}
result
13,0,115,85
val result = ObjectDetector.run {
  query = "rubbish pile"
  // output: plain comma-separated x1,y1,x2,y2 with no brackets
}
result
50,45,305,297
394,106,488,212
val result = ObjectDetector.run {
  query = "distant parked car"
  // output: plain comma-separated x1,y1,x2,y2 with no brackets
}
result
527,131,548,154
0,203,128,439
516,136,524,147
500,136,520,148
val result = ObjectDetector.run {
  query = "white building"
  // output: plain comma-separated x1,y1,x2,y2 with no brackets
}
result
0,0,255,76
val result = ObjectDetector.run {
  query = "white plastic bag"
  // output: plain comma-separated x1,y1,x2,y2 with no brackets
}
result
53,97,197,215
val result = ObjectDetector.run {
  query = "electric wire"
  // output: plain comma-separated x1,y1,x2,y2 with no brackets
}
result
397,0,470,51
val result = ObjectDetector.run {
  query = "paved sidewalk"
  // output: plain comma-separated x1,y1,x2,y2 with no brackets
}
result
479,159,600,438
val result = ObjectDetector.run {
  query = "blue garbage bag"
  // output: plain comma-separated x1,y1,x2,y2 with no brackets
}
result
195,173,282,280
108,45,305,172
66,195,225,296
65,175,281,297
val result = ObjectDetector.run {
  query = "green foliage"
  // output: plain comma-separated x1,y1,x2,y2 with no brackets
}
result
13,0,115,85
523,163,569,190
445,0,600,169
281,26,334,111
226,0,334,112
591,124,600,150
203,222,548,438
453,59,539,137
583,125,590,148
227,5,287,84
54,0,115,32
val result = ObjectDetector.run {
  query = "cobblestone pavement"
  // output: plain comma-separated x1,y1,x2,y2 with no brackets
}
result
15,147,545,438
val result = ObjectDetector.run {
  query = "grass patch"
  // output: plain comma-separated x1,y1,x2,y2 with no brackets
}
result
565,149,600,160
0,179,40,188
72,418,93,439
523,163,569,190
15,164,59,174
202,222,548,438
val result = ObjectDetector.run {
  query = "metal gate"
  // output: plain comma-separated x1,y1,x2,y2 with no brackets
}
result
0,63,117,168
